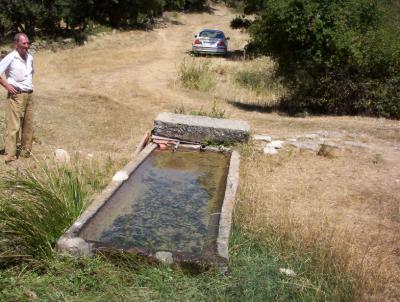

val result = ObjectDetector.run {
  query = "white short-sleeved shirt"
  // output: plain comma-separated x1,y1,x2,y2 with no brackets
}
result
0,50,34,92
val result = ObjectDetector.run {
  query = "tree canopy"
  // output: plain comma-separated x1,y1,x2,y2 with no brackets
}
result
0,0,207,39
240,0,400,118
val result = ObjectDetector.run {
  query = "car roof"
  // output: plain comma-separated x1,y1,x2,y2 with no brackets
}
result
199,29,224,33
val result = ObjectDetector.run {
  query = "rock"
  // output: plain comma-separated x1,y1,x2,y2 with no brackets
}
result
291,142,320,151
153,112,250,144
263,146,278,155
322,142,339,148
303,133,319,139
269,140,284,149
344,141,369,148
279,268,297,277
155,251,173,264
315,130,346,138
54,149,70,163
253,134,272,142
57,237,92,256
112,170,128,182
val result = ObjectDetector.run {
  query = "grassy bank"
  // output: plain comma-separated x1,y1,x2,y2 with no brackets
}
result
0,156,356,301
0,228,354,301
0,157,116,263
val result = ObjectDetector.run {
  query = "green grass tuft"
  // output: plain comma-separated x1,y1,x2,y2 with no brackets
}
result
174,99,226,119
178,59,216,91
0,228,355,301
0,158,111,262
235,69,277,94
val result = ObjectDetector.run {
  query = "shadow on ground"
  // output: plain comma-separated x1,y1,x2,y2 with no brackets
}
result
187,49,251,61
227,100,277,113
227,99,318,118
226,50,246,61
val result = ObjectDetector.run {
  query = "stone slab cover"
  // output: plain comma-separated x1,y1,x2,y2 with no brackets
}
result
153,112,251,144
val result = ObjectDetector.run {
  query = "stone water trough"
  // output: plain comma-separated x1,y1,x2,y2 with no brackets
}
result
57,112,250,271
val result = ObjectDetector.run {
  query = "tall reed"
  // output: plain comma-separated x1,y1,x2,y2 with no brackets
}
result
0,158,109,262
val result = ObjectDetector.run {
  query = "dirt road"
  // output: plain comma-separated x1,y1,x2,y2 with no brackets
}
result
0,4,399,299
25,6,248,156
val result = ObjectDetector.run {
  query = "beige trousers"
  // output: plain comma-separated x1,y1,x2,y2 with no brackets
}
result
5,92,34,162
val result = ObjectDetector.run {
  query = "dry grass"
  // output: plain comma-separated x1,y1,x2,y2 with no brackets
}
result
0,4,398,300
236,143,400,299
178,58,216,91
220,57,286,106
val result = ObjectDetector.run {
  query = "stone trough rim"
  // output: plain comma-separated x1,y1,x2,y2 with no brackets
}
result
57,142,240,271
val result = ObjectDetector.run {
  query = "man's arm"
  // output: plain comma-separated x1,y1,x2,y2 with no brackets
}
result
0,76,17,94
0,53,17,94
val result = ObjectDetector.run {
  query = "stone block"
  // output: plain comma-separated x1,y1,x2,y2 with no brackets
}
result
155,251,173,264
153,112,250,144
57,236,92,256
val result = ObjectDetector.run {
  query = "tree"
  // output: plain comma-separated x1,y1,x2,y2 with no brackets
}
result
248,0,400,117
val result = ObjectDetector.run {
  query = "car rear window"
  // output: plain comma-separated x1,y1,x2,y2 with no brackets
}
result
199,31,224,39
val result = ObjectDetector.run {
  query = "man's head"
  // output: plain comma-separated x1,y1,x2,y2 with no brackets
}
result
14,33,30,59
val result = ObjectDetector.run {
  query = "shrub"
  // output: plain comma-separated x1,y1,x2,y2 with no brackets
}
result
248,0,400,118
233,58,285,100
235,69,272,92
178,59,216,91
230,15,252,29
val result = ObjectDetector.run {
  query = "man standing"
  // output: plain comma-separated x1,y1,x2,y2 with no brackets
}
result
0,33,34,165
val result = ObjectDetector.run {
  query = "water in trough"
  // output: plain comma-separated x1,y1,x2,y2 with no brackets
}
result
80,149,230,256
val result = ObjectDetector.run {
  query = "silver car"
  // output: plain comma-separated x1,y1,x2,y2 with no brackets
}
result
192,29,229,56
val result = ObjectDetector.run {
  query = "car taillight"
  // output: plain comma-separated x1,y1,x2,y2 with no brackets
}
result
194,39,202,45
217,40,226,47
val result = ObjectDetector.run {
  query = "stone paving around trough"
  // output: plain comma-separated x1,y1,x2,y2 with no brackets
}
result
254,130,376,155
